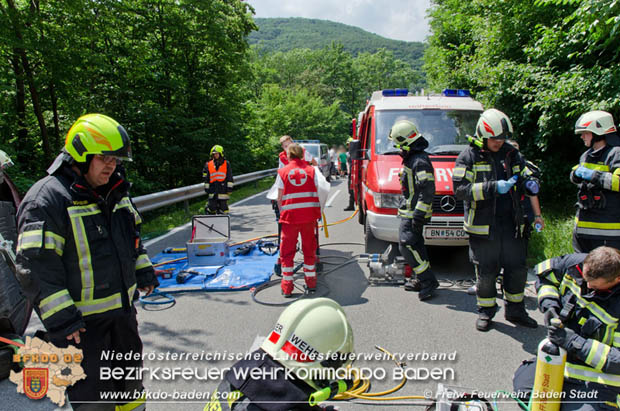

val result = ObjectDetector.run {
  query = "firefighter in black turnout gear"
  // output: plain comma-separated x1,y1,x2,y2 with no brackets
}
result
389,120,439,300
16,114,158,410
570,110,620,253
204,298,352,411
453,109,539,331
203,145,234,215
513,247,620,410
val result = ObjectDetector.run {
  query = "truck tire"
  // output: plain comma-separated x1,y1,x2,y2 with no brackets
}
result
364,218,389,254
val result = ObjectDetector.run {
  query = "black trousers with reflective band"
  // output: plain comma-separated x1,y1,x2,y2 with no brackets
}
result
51,309,144,410
399,218,433,280
207,198,229,214
469,220,527,314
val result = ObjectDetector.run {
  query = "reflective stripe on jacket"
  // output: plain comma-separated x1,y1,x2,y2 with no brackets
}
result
397,142,435,228
570,145,620,239
16,160,158,339
535,253,620,391
453,143,537,238
208,160,227,183
203,159,234,195
278,159,320,224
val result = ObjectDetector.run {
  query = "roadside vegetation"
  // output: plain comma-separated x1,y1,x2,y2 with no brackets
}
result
527,207,574,266
140,176,275,240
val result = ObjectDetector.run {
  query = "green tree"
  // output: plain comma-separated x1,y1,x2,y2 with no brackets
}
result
423,0,620,202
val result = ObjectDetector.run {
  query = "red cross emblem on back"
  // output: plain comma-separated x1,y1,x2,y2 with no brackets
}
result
288,168,308,187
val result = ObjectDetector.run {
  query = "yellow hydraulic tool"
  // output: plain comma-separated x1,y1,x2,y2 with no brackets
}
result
322,212,329,238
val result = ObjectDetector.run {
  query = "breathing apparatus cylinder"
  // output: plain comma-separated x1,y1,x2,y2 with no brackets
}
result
531,319,566,411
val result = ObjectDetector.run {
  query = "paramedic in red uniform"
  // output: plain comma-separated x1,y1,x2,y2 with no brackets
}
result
273,135,317,277
277,143,321,297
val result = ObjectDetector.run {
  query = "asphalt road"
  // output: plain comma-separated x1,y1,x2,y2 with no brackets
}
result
1,178,545,410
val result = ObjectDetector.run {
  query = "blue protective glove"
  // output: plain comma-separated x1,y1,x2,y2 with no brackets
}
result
575,165,595,181
497,175,518,194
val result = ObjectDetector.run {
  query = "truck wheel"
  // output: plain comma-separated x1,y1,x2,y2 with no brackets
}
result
364,218,389,254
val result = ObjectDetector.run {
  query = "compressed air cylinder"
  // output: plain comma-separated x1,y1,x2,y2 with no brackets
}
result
531,338,566,411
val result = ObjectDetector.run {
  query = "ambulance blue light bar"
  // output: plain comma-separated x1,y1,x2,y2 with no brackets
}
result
382,89,409,97
295,140,320,143
442,89,471,97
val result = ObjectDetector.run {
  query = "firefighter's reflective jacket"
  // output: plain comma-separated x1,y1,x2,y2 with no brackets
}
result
570,145,620,240
15,157,158,339
535,254,620,393
397,138,435,228
203,158,234,200
453,142,538,238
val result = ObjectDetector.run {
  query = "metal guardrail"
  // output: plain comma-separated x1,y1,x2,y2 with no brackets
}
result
133,168,277,213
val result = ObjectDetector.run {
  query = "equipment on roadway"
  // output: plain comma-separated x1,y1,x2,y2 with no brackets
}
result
143,215,278,306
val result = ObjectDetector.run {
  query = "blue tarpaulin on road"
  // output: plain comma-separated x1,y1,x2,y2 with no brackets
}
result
151,245,277,292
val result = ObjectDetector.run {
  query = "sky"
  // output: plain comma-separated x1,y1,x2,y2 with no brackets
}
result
245,0,433,43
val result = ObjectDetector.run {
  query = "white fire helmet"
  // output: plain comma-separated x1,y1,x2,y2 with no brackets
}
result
475,108,513,140
261,297,354,389
574,111,617,136
0,150,14,170
389,119,422,150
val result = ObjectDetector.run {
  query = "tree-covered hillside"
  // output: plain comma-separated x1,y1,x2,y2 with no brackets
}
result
249,17,426,71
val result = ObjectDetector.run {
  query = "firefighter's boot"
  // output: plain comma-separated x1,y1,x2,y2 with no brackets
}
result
404,278,422,292
476,305,497,332
505,302,537,328
417,271,439,301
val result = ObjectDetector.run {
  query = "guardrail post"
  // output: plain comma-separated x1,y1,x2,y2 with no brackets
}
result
184,199,190,215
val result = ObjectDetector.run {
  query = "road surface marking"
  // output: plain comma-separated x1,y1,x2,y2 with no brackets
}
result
325,190,341,208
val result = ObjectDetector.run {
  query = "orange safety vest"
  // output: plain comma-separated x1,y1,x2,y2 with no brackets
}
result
208,160,227,183
278,159,320,224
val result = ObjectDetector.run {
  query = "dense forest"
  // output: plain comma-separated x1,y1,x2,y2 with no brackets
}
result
0,1,420,195
425,0,620,201
2,0,619,202
249,17,426,72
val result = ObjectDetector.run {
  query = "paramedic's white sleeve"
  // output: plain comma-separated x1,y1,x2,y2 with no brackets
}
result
275,174,284,189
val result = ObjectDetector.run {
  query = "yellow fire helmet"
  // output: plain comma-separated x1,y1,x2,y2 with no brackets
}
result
210,145,224,156
65,114,132,163
261,297,354,390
